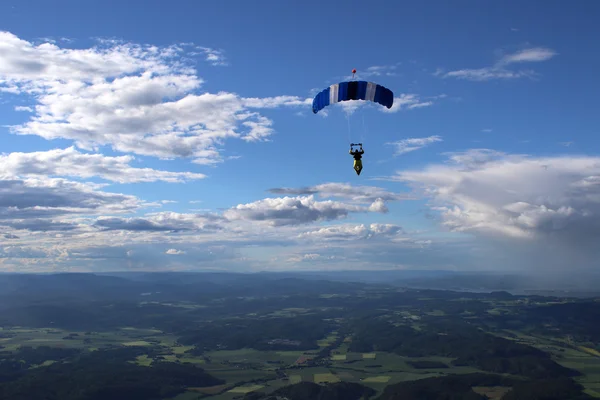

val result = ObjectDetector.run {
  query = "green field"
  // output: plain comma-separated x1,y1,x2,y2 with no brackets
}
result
5,296,600,400
228,384,264,393
0,324,492,399
472,386,512,400
492,329,600,397
317,332,338,347
314,372,340,383
134,355,153,366
172,345,194,354
363,375,391,383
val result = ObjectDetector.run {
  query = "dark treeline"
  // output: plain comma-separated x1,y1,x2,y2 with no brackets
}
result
516,302,600,343
502,376,593,400
406,360,448,369
244,373,592,400
245,381,376,400
376,373,592,400
0,347,224,400
179,314,335,352
348,318,579,379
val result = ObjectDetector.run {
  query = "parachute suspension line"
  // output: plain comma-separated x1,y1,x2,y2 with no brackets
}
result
361,108,366,144
346,111,352,144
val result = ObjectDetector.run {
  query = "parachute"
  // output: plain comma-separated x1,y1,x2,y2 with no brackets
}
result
311,70,395,176
312,80,394,114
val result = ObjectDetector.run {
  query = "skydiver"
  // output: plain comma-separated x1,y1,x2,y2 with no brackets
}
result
349,144,364,176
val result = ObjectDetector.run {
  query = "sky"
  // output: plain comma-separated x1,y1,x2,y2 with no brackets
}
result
1,0,600,276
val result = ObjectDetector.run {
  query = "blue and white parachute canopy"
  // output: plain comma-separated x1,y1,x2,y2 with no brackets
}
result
312,81,394,114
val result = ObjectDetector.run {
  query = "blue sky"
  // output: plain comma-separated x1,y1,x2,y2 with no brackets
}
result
1,0,600,276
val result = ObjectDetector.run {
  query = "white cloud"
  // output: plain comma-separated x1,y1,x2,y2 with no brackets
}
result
165,248,186,255
341,64,400,81
387,135,443,155
443,68,533,81
242,96,311,108
442,148,513,168
194,46,228,66
394,151,600,241
298,223,404,241
0,177,142,221
498,47,557,65
2,218,83,232
0,177,441,272
268,182,413,203
440,47,557,81
0,175,149,239
93,212,223,232
285,253,340,263
222,195,386,226
372,150,600,274
0,147,206,183
364,65,398,77
14,106,32,112
0,176,415,271
0,32,310,166
383,94,434,113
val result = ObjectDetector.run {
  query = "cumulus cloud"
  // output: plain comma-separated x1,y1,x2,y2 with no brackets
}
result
393,151,600,243
0,177,142,221
442,148,515,168
383,94,434,113
222,195,384,226
388,135,443,155
165,248,186,255
0,147,206,183
268,182,413,203
3,218,81,232
298,223,404,241
0,180,437,271
0,175,153,240
194,46,228,66
93,212,223,232
439,47,557,81
0,31,309,166
242,96,311,108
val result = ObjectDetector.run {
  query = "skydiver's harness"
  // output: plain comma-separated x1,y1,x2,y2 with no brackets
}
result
350,143,363,160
